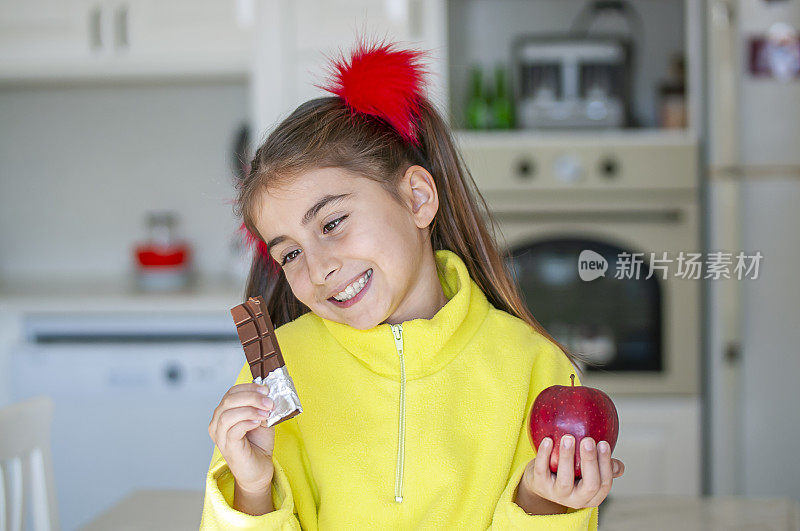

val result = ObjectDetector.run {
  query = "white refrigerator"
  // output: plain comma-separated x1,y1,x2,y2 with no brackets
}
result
705,0,800,498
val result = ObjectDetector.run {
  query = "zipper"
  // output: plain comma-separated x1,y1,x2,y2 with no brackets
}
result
390,323,406,503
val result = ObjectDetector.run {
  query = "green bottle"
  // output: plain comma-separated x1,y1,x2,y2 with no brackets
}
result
466,65,490,130
491,63,514,129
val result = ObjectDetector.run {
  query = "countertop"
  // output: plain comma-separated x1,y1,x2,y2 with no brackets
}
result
0,273,245,313
80,490,800,530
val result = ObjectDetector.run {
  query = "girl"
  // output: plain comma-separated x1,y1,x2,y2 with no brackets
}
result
201,38,624,530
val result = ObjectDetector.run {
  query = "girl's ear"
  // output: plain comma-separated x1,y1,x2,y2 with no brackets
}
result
402,165,439,230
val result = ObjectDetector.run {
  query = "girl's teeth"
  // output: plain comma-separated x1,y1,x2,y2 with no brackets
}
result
334,269,371,301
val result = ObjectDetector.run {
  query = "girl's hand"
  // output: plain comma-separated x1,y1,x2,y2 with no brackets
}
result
208,382,277,494
521,435,625,510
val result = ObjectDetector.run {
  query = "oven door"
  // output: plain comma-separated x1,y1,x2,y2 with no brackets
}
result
492,194,700,395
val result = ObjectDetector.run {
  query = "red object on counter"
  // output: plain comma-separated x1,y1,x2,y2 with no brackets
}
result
135,244,190,267
133,211,192,292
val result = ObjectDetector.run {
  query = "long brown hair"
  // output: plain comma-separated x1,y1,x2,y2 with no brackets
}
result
234,95,580,367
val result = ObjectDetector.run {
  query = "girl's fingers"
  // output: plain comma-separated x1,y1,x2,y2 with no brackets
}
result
611,458,625,478
554,435,576,497
229,382,270,395
533,438,554,490
575,438,600,501
210,389,273,431
586,441,615,507
214,406,271,447
225,418,262,456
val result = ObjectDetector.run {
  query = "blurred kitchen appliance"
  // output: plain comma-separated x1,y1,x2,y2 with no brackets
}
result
459,135,700,396
513,35,633,129
10,311,243,530
706,0,800,499
133,211,193,292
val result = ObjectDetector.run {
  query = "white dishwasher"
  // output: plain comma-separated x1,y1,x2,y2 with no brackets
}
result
10,310,244,531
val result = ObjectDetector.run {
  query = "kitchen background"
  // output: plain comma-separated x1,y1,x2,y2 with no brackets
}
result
1,0,799,530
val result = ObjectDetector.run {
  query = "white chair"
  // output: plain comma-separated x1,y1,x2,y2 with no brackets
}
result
0,396,60,531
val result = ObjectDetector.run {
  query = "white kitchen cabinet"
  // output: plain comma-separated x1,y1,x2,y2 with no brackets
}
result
0,0,89,63
122,1,251,64
610,397,701,496
0,0,252,82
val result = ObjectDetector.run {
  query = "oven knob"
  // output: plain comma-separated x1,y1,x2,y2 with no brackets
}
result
515,158,536,180
599,156,620,179
552,153,584,184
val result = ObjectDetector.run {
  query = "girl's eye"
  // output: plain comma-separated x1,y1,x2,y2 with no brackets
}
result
280,215,348,266
281,249,300,266
323,215,348,234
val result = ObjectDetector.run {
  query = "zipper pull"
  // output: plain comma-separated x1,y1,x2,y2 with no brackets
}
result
391,324,403,351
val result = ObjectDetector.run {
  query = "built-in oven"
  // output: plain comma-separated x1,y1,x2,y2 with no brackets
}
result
458,132,700,396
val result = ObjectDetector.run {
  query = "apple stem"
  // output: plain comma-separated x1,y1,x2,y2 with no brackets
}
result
570,374,575,386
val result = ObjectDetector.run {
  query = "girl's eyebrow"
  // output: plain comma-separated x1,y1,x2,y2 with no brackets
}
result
265,192,353,250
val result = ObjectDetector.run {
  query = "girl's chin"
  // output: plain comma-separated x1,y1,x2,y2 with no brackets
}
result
345,313,386,330
320,299,386,329
341,314,382,330
316,308,379,329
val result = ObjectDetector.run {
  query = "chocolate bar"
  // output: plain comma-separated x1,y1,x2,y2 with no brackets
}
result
230,296,302,427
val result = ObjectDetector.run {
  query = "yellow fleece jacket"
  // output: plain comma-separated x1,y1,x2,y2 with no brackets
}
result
200,249,598,529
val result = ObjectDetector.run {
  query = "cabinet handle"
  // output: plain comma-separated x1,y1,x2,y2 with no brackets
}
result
89,5,103,50
724,341,740,364
408,0,423,40
116,4,129,49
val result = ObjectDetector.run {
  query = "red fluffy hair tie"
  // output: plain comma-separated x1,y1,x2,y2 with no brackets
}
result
315,36,430,147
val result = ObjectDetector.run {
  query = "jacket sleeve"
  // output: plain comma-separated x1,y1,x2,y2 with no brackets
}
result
199,362,318,530
488,336,599,530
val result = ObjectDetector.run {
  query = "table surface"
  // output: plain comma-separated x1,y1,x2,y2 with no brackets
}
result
600,496,800,531
80,490,203,531
80,490,800,530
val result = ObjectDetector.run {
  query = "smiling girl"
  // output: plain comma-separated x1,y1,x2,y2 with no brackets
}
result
201,37,623,530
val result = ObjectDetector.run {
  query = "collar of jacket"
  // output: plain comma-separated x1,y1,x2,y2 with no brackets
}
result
318,249,491,381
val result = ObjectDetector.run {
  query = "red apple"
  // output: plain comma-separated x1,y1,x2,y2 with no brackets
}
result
528,374,619,479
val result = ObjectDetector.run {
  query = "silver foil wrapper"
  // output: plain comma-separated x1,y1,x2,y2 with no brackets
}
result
254,365,302,428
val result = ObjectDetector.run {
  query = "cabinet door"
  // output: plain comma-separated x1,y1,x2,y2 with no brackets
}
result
122,0,251,70
609,397,701,496
0,0,92,66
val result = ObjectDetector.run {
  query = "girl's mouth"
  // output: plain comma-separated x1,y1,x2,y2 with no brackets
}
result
328,269,372,308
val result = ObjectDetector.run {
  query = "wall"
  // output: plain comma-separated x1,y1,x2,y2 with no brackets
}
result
0,80,249,282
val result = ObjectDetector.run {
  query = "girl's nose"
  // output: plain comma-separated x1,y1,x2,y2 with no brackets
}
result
306,250,340,285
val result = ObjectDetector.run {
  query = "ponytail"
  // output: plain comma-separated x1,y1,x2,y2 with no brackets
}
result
415,99,581,368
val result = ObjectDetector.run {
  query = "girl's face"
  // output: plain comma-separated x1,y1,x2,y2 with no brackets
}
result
254,166,444,329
